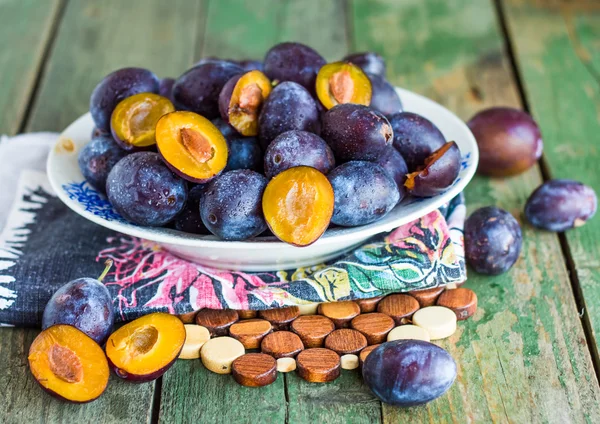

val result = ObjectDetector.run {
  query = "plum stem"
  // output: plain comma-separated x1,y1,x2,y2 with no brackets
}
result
98,259,113,282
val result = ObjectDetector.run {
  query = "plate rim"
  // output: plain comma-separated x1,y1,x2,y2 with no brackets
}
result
47,86,478,248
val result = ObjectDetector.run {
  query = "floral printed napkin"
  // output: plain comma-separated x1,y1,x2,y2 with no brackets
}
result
0,133,466,326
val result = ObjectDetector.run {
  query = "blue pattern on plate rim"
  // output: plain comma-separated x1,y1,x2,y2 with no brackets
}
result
62,181,128,223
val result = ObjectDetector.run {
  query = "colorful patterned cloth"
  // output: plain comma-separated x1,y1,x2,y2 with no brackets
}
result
0,133,466,326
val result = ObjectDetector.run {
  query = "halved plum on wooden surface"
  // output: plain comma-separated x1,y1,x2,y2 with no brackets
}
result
28,325,109,403
105,312,185,382
316,62,372,110
219,70,272,136
156,111,228,183
405,141,461,197
262,166,334,246
110,93,174,150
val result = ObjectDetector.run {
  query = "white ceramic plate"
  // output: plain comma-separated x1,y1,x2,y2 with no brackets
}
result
47,87,478,271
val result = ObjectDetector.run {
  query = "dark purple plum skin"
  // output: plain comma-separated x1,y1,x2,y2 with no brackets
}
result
224,136,263,173
106,152,187,226
464,206,522,275
237,59,264,72
373,147,408,202
258,81,320,150
41,278,114,345
173,185,209,234
322,104,393,162
388,112,446,172
467,107,543,177
343,51,386,78
78,135,127,193
407,141,461,197
264,130,335,179
218,74,241,122
91,127,109,138
90,67,159,132
328,161,399,227
193,57,238,68
367,73,403,117
211,117,238,141
362,340,457,407
263,42,326,92
525,179,597,232
172,62,243,119
200,170,268,240
158,77,175,103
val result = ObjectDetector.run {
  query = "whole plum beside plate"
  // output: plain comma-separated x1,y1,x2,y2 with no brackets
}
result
200,170,268,240
322,104,393,162
328,161,399,227
362,340,457,407
464,206,522,275
343,51,386,78
263,42,326,92
78,134,127,193
90,67,159,132
106,152,187,226
42,261,115,345
525,179,597,231
258,81,320,150
367,73,403,117
468,107,543,177
264,130,335,179
388,111,446,172
172,61,244,119
372,147,408,201
405,141,461,197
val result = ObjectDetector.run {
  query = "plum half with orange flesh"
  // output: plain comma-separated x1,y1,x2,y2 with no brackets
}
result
262,166,334,246
218,70,272,136
105,312,185,382
316,62,372,110
156,111,228,183
405,141,461,197
110,93,174,150
28,325,109,403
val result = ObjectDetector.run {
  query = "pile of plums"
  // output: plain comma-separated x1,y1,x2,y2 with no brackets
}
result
79,42,463,246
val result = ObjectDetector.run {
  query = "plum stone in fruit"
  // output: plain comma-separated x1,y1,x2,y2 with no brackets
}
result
464,206,522,275
362,340,457,406
42,267,114,345
106,152,187,226
525,179,597,232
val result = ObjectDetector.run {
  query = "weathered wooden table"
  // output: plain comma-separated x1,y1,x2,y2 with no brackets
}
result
1,0,599,422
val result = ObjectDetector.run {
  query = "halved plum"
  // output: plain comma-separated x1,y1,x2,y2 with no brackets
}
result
105,312,185,382
405,141,461,197
316,62,372,110
110,93,174,150
262,166,334,246
219,70,272,136
28,325,109,403
156,111,228,183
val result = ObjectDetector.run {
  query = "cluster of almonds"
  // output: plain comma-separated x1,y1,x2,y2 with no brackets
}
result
177,285,477,387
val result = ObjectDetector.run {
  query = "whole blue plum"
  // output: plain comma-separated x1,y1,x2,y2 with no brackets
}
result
263,42,325,93
42,264,115,345
343,51,386,78
106,152,187,226
90,67,159,132
78,135,127,193
328,161,399,227
372,147,408,202
367,73,403,117
158,77,175,103
200,170,268,240
362,340,457,407
224,136,263,173
173,185,208,234
172,62,244,120
525,179,597,232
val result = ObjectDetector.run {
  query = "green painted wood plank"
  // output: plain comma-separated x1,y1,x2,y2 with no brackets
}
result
0,328,155,424
1,1,206,423
26,0,205,132
352,0,600,422
501,0,600,354
0,0,62,135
